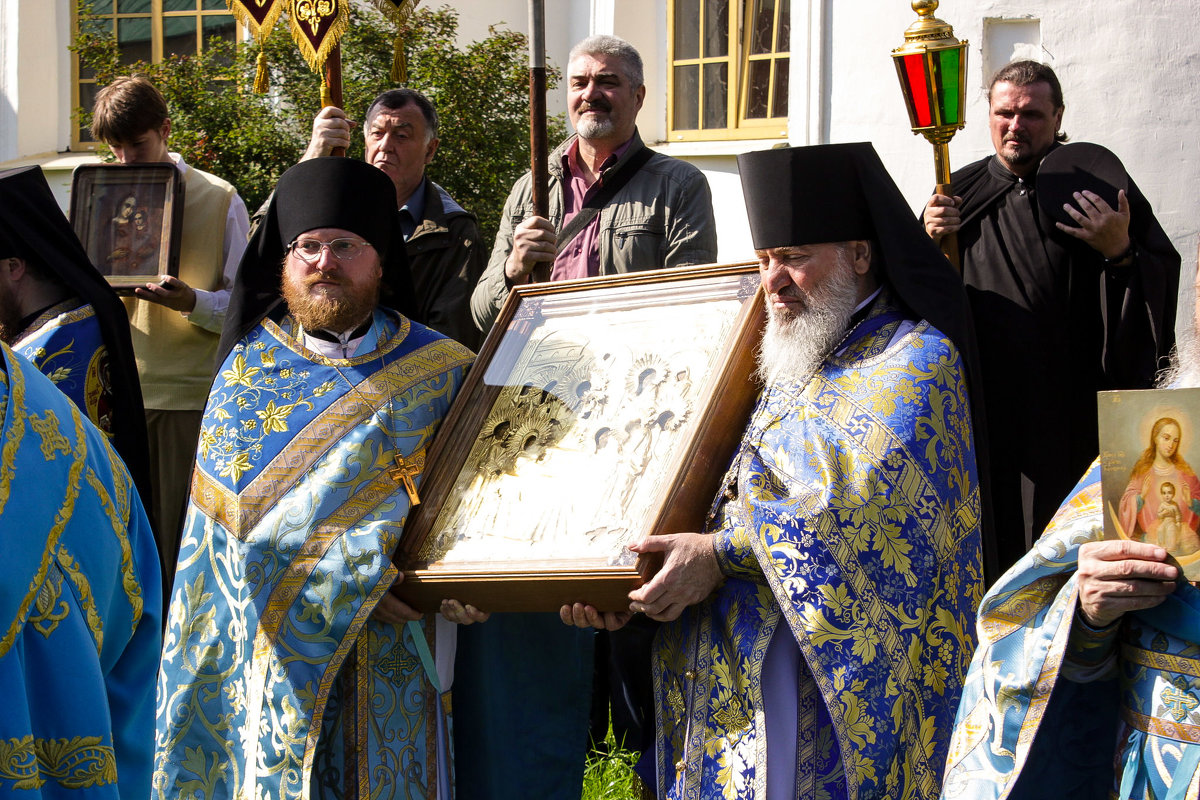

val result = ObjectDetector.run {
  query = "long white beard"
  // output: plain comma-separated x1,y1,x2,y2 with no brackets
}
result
755,251,860,386
1160,319,1200,389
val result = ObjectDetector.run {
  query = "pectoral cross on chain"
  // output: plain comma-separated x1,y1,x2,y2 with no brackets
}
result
389,448,426,506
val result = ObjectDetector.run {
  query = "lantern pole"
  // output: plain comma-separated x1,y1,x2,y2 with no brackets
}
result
892,0,968,271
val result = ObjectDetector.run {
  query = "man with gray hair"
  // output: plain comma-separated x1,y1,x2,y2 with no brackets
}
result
276,88,486,348
470,34,717,333
458,33,717,798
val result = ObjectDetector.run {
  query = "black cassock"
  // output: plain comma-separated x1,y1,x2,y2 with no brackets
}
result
950,150,1179,571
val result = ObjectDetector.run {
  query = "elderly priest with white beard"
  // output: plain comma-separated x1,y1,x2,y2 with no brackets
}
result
564,142,990,799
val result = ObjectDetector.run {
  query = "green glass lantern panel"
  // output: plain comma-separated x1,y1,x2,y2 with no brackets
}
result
935,47,962,125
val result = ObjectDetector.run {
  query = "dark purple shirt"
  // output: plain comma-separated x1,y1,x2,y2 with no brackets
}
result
550,136,636,282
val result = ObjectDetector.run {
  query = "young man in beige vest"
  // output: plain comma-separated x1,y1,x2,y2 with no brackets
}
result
91,76,250,576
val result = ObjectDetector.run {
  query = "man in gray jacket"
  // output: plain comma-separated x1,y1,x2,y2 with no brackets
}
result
470,34,718,334
459,34,717,799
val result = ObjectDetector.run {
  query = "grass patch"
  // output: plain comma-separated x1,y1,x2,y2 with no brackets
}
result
581,730,647,800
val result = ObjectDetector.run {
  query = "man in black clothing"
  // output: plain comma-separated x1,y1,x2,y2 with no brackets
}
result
924,60,1179,570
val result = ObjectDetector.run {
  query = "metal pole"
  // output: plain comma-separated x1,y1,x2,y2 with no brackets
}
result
932,140,960,271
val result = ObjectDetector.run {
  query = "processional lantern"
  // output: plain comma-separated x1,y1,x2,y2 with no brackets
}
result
892,0,968,269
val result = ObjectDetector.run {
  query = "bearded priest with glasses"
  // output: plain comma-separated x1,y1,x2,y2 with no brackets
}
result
151,157,475,800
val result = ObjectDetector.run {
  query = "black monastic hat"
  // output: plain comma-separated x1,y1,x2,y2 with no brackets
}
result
217,157,417,365
0,165,151,504
737,142,998,580
737,142,973,367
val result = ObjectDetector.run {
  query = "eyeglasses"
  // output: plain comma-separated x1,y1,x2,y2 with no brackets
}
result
288,237,372,262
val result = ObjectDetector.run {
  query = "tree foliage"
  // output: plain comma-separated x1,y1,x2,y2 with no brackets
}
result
73,1,564,244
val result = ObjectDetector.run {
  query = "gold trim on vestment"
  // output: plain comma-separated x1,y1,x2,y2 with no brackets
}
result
1122,707,1200,743
13,300,93,349
264,315,410,368
191,340,468,538
84,466,142,638
354,635,370,797
980,575,1070,642
298,569,395,800
0,372,86,658
1122,643,1200,678
58,547,103,653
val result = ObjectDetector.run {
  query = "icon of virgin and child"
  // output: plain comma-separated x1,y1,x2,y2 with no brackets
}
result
1118,416,1200,557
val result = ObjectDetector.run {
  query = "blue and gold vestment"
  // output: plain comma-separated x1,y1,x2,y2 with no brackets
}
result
153,310,472,800
0,342,162,798
655,297,984,799
14,301,113,438
942,460,1200,800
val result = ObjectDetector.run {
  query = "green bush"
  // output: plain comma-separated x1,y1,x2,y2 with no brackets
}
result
73,1,565,246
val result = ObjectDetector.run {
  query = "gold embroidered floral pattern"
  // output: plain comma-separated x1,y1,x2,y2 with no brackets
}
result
293,0,335,35
85,468,142,637
59,547,103,652
30,569,69,638
0,736,116,790
29,411,69,460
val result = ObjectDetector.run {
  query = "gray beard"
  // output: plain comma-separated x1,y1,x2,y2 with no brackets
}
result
575,116,614,140
1159,320,1200,389
755,252,860,386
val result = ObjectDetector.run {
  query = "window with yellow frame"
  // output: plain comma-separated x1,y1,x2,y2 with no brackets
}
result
668,0,790,141
73,0,238,149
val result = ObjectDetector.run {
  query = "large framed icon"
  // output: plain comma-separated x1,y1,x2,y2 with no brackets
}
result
69,164,184,293
393,262,765,612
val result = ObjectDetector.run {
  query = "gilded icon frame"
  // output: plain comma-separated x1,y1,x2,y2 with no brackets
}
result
393,262,764,612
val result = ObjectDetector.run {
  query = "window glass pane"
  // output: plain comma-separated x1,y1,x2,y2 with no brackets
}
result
164,0,196,11
79,83,100,142
673,0,699,60
80,0,113,13
203,16,235,65
776,0,791,52
772,58,789,117
117,18,153,63
702,62,727,129
750,0,776,55
79,14,112,38
203,0,227,9
703,0,728,58
117,0,151,13
163,16,197,56
202,15,236,45
744,59,770,118
673,64,699,130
